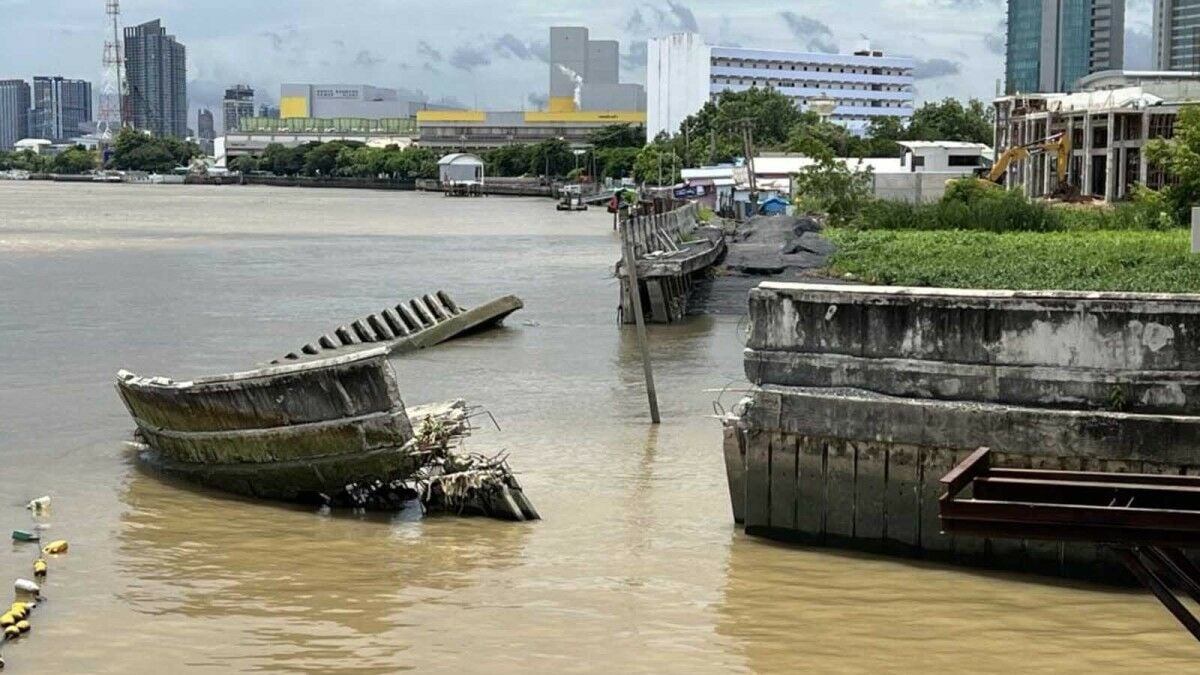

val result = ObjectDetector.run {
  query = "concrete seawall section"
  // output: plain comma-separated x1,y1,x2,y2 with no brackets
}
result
725,282,1200,581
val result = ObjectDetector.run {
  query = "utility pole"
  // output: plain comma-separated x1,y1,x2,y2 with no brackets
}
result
738,119,759,211
619,212,661,424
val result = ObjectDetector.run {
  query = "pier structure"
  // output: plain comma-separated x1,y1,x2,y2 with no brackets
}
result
615,202,725,324
724,281,1200,581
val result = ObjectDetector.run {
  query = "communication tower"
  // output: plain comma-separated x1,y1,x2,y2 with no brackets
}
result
97,0,125,141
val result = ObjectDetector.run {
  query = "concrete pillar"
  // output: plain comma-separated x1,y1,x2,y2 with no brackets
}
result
1065,117,1075,188
1082,115,1094,196
1117,147,1127,200
1105,113,1116,202
351,320,375,343
1140,111,1151,186
382,309,408,336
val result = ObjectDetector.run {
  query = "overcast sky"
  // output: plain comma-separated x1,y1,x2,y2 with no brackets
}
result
0,0,1155,132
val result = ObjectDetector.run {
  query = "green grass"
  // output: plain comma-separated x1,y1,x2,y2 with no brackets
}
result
826,228,1200,293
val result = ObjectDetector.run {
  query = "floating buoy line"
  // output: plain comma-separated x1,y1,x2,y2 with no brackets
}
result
2,496,68,670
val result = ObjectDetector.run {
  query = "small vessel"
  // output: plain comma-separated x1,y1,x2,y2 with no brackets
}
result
556,185,588,211
116,347,537,519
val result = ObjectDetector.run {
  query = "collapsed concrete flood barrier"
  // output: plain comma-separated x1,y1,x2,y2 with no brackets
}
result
723,281,1200,580
616,203,726,324
116,347,538,520
271,291,523,364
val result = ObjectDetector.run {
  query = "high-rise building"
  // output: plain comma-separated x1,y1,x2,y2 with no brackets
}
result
647,33,914,140
197,108,215,155
124,19,187,138
223,84,254,132
1153,0,1200,70
0,79,31,150
550,27,645,112
258,104,280,119
1004,0,1125,94
197,108,214,140
30,76,92,141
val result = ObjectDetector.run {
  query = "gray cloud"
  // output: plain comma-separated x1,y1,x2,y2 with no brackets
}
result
666,1,699,32
353,50,384,67
622,40,648,69
625,9,648,34
450,45,491,71
984,20,1005,55
495,34,535,60
417,40,443,63
913,58,962,80
493,34,549,63
780,12,839,53
1125,26,1153,69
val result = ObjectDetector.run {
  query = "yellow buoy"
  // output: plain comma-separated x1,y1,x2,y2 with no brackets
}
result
9,603,30,618
2,625,18,640
14,621,28,634
41,540,68,555
5,607,22,621
0,613,12,627
32,559,47,577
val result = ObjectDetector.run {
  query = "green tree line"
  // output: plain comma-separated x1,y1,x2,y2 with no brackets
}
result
0,145,98,174
634,87,995,184
229,141,440,180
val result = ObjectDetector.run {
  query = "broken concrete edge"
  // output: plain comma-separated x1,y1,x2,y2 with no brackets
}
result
754,281,1200,308
386,295,524,354
273,293,523,364
118,345,390,389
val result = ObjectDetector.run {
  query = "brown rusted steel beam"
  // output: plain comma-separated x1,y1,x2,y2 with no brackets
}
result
939,446,991,499
1114,547,1200,642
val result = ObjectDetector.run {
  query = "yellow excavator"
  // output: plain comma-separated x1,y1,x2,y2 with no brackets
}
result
981,132,1071,188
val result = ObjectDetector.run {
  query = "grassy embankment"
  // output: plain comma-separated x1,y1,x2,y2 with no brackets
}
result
826,186,1200,293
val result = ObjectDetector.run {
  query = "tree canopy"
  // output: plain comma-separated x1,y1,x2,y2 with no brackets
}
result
242,141,439,180
110,128,201,173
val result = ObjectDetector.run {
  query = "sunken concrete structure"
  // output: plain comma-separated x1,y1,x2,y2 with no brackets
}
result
272,291,522,364
118,348,422,501
724,282,1200,580
616,202,726,323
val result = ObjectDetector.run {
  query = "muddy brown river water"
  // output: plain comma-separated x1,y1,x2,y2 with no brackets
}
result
0,183,1196,673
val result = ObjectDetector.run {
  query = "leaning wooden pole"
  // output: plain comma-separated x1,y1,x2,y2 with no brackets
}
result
620,211,662,424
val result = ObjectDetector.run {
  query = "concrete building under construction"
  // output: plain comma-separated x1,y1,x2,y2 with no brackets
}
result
993,70,1200,201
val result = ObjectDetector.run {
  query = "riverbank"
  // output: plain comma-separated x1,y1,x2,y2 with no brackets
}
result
3,183,1197,670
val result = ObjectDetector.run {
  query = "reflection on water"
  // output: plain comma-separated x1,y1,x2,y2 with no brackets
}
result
0,184,1193,674
118,468,529,673
717,534,1199,672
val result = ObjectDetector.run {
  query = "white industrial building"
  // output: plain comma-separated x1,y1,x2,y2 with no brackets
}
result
647,33,915,141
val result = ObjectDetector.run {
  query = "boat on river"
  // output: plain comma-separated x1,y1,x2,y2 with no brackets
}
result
115,346,538,519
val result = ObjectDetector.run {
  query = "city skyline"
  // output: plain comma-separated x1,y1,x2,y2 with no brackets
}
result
0,0,1158,134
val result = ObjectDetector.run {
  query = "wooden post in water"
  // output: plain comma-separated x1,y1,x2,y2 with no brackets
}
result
620,211,661,424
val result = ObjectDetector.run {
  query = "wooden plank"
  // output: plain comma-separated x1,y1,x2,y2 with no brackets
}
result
855,442,886,542
769,433,797,531
795,435,825,537
920,446,958,553
742,430,771,531
884,443,920,548
825,440,856,538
